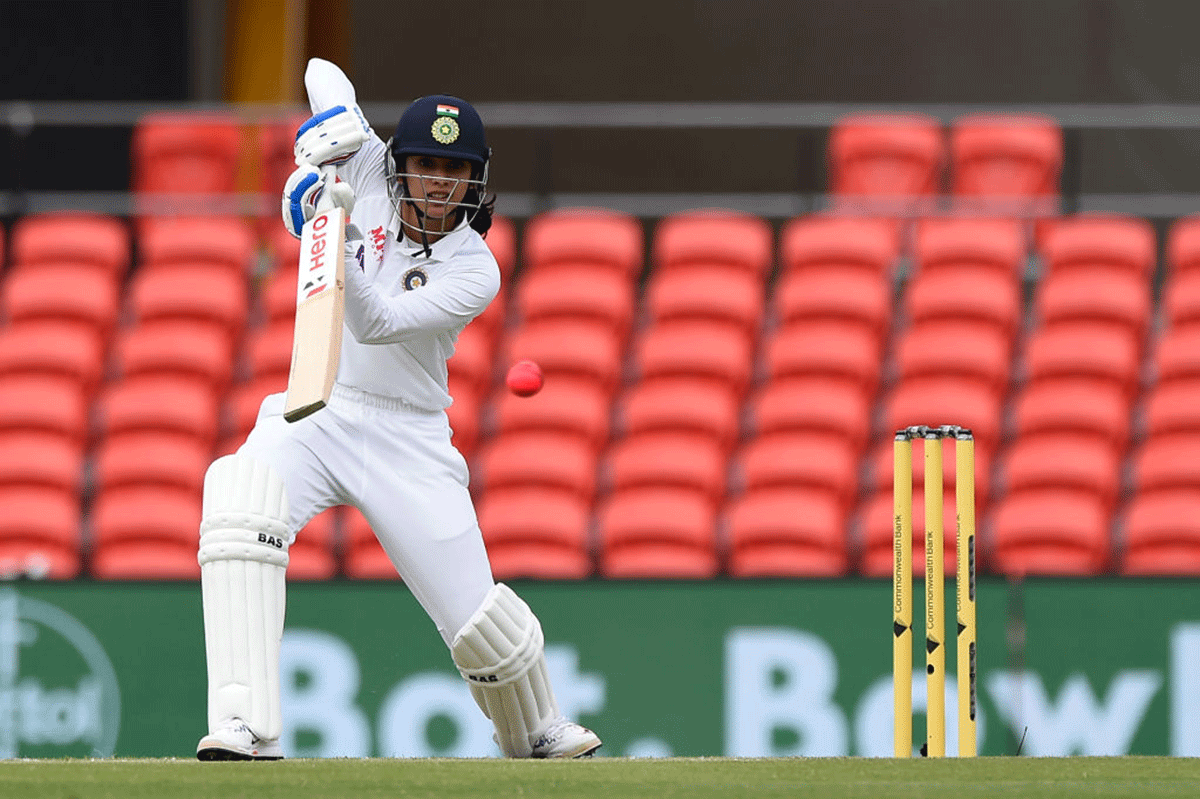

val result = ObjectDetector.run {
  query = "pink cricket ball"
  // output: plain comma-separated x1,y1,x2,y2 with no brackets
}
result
506,359,544,397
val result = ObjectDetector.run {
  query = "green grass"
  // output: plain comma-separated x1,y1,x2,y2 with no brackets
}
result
1,756,1198,799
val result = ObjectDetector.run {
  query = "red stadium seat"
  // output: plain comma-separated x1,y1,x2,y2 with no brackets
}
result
290,507,339,581
1011,378,1131,457
597,487,719,578
0,321,106,398
1023,323,1142,402
827,113,945,208
1001,434,1122,514
504,319,624,397
779,215,901,277
260,264,300,324
1120,491,1200,575
726,487,849,577
132,111,243,194
1162,270,1200,332
476,431,599,501
127,264,249,349
1168,215,1200,276
2,264,120,342
0,376,89,446
949,114,1063,205
773,268,892,347
489,379,611,453
0,487,82,579
762,322,882,400
1150,327,1200,389
614,378,741,455
90,486,203,579
1034,269,1151,348
522,208,644,278
1144,381,1200,440
644,264,764,344
1131,433,1200,497
477,487,593,580
652,209,774,279
245,320,295,382
731,433,859,511
632,321,755,398
894,322,1012,399
905,268,1023,347
9,212,131,277
913,216,1028,278
112,321,235,399
0,432,84,499
515,266,635,337
93,432,210,496
1039,214,1156,280
138,216,258,277
989,490,1111,576
858,490,959,578
748,378,873,454
95,376,221,451
604,432,727,507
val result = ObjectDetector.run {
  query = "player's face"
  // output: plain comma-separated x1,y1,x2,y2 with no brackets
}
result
403,155,473,229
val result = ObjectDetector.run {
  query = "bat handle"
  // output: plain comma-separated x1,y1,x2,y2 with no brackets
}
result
315,164,339,212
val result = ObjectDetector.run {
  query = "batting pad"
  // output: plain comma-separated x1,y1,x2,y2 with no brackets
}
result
198,454,291,741
451,583,559,757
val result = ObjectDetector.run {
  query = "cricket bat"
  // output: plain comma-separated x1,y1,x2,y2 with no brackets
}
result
283,59,357,422
283,179,345,422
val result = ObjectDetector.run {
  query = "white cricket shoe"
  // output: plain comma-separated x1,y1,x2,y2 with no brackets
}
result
196,718,284,761
530,717,602,758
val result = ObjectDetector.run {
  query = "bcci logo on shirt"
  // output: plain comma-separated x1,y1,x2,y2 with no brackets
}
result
0,589,121,758
403,267,428,291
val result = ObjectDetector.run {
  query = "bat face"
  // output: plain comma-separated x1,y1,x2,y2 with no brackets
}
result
284,206,346,422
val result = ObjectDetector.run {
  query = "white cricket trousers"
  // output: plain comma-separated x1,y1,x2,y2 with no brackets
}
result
239,384,495,646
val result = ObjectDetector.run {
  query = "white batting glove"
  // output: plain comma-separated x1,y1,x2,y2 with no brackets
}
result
294,104,371,166
281,164,356,238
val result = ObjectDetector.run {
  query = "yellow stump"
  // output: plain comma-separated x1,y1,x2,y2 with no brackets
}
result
893,432,913,758
924,430,945,757
956,434,978,757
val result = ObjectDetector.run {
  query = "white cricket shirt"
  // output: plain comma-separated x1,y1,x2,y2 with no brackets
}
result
332,132,500,411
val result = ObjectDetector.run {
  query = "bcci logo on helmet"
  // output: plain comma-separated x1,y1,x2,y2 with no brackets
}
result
0,589,121,758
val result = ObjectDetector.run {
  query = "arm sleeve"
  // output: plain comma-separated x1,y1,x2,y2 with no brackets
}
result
342,251,500,344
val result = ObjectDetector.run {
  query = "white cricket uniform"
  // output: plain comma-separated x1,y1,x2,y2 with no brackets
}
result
239,131,500,646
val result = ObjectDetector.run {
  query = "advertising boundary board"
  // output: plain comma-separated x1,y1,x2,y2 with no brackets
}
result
0,578,1197,758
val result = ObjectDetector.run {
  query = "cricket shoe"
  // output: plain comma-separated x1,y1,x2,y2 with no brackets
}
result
196,718,284,761
530,717,602,758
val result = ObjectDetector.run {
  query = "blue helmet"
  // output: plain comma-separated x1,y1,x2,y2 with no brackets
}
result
385,94,493,240
387,95,489,171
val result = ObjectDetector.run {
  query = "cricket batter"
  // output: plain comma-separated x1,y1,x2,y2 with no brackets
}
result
195,66,602,760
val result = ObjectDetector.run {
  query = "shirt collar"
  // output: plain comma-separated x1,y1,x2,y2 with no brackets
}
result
388,214,472,261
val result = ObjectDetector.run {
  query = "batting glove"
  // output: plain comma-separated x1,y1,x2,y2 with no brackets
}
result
294,104,371,167
282,164,356,238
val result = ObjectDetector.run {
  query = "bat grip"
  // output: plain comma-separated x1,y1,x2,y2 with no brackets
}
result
315,165,339,212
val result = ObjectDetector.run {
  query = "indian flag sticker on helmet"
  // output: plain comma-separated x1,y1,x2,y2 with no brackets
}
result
436,104,459,117
432,116,460,144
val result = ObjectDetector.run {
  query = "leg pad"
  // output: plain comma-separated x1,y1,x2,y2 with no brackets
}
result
451,583,560,757
199,454,290,741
